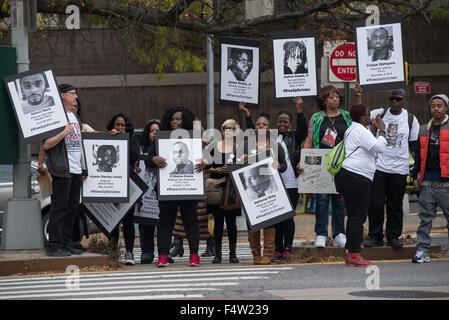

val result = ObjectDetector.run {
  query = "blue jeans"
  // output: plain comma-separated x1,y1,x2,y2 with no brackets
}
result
314,193,346,238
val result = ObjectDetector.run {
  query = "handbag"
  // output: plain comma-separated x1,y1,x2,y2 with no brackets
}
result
219,176,241,211
205,176,227,205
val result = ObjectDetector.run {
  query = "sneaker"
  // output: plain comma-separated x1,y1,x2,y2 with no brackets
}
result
140,253,154,264
189,254,200,266
314,235,327,248
364,237,385,247
333,233,347,248
272,251,282,263
46,248,71,257
65,246,83,255
345,252,372,267
387,238,403,249
124,251,135,265
412,250,430,263
282,247,291,259
156,255,169,267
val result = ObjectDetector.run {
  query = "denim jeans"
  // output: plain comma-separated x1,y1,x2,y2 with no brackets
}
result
314,193,345,238
139,224,156,260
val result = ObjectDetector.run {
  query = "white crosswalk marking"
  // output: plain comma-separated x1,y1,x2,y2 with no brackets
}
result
121,239,305,263
0,266,292,300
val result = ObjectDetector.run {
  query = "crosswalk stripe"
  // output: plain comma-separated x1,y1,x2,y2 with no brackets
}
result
71,294,203,300
1,287,221,300
0,271,282,287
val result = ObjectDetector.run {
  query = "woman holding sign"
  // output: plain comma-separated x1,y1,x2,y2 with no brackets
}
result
239,111,288,265
334,104,387,266
148,107,206,267
300,85,361,249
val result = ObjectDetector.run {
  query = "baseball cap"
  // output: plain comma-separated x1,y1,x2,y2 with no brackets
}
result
429,94,449,107
389,89,406,97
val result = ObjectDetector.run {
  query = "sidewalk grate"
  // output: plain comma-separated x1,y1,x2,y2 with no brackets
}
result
348,290,449,299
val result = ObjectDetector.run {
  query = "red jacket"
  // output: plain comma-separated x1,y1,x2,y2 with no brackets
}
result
418,115,449,183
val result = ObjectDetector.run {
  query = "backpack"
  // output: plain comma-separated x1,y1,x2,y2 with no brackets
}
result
325,126,359,175
326,140,346,175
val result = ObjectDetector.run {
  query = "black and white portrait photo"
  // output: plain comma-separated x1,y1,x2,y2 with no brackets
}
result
219,37,260,108
283,41,308,75
82,132,129,203
4,65,68,143
230,156,294,232
227,47,253,81
93,144,120,172
156,131,205,201
367,26,394,62
239,163,279,201
272,31,318,103
355,19,405,90
170,141,194,175
81,170,148,237
18,72,55,115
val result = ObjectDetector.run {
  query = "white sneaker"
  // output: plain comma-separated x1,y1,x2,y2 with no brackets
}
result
315,235,327,248
412,250,430,263
333,233,347,248
125,251,135,265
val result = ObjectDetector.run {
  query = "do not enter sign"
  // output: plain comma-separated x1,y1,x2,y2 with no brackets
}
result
329,43,357,82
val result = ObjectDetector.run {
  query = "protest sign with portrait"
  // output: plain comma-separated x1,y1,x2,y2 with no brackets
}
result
3,65,68,144
298,149,337,194
229,154,294,232
80,170,148,237
219,37,260,108
156,130,205,201
355,17,405,91
133,156,160,226
272,30,318,103
81,132,129,203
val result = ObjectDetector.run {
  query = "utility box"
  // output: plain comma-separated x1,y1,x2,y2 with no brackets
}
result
0,46,19,164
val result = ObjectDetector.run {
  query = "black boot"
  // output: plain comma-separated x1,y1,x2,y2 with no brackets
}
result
229,241,239,263
201,238,215,257
212,241,222,264
170,237,184,257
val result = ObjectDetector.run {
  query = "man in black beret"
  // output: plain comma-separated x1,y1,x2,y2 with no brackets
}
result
42,84,86,256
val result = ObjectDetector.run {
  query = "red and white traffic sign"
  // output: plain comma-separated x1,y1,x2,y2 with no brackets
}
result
329,43,357,82
414,82,431,94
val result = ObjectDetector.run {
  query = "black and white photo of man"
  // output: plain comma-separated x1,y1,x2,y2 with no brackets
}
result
227,48,253,81
367,27,394,62
170,141,194,175
283,41,308,74
18,72,55,114
239,163,278,201
94,145,119,172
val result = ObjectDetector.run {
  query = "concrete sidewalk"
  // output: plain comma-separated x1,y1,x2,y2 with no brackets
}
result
0,195,447,276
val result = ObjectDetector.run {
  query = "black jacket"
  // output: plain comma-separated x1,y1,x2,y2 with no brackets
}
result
245,112,308,177
44,113,87,178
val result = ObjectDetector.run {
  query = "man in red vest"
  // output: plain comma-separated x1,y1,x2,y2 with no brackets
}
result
411,94,449,263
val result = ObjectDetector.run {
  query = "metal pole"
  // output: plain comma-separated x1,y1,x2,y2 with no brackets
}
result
344,82,350,111
2,0,43,250
206,33,214,130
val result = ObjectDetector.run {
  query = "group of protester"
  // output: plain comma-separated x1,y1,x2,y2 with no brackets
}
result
40,82,449,268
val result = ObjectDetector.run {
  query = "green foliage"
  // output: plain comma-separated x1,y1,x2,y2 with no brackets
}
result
430,7,449,21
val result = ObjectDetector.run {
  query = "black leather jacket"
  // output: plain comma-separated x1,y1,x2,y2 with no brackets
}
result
245,112,308,177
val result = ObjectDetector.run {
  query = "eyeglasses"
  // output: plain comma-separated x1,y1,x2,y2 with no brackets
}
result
389,96,403,102
223,126,235,131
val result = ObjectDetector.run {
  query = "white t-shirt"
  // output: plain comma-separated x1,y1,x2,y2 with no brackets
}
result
369,107,419,175
342,122,387,181
277,136,299,189
65,112,83,174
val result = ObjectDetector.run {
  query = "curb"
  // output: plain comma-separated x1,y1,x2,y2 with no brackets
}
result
0,250,109,276
292,245,443,261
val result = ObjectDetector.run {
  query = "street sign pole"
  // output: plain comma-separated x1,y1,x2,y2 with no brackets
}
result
344,82,350,111
1,0,43,250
